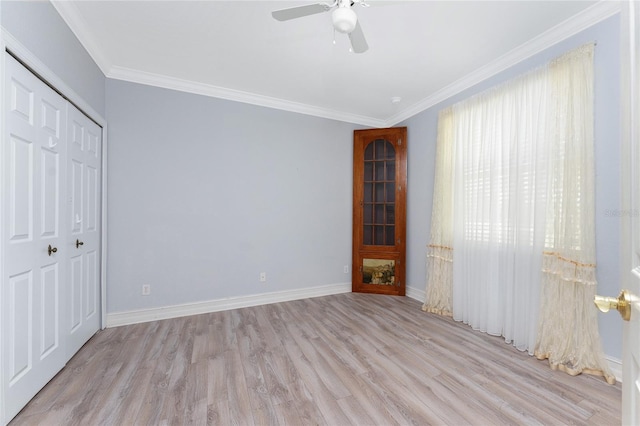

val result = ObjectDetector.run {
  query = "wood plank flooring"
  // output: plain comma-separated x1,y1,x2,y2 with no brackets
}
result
10,293,621,425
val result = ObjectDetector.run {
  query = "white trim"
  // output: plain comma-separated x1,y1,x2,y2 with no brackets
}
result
405,285,425,304
100,125,108,330
49,0,619,128
619,4,638,420
1,27,109,330
104,281,625,383
406,279,623,381
606,356,623,383
49,0,384,127
49,0,112,75
106,282,351,328
0,2,6,421
108,66,386,128
386,0,621,126
405,280,623,383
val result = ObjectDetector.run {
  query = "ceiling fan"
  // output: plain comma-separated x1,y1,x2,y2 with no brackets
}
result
272,0,370,53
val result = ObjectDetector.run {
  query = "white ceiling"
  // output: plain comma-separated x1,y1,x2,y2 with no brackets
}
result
51,0,617,127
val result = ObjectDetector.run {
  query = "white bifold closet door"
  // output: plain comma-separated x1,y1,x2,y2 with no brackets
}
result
2,53,101,423
66,100,101,358
2,53,68,421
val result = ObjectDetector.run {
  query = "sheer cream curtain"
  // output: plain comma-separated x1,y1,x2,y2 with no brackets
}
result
451,69,549,352
533,46,614,383
423,43,614,382
423,110,455,316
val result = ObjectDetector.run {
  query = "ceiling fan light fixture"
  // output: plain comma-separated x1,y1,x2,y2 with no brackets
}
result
332,7,357,33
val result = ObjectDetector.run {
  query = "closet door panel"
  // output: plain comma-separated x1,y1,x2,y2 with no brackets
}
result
9,135,33,241
85,250,98,319
2,54,67,423
40,147,60,237
86,164,98,232
7,271,32,381
69,158,83,235
40,264,59,357
69,254,83,332
66,105,101,358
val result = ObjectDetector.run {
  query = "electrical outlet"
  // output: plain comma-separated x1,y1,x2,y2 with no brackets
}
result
142,284,151,295
344,265,349,274
259,272,267,282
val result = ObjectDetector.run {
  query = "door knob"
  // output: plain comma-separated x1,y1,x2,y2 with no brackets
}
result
47,244,58,256
594,289,632,321
76,239,84,248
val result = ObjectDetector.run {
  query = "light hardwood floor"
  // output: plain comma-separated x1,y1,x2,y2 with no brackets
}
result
10,293,621,425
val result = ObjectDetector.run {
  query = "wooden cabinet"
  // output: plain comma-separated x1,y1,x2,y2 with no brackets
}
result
352,127,407,295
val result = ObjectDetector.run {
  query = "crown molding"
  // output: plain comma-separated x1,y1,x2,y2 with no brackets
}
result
50,0,112,75
50,0,619,128
50,0,384,126
385,0,622,126
108,65,386,127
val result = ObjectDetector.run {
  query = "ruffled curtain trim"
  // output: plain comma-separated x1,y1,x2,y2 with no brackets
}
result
541,251,597,286
534,254,615,384
534,352,616,385
422,245,453,316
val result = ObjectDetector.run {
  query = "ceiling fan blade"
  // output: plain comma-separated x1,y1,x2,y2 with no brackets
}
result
348,21,369,53
272,3,331,21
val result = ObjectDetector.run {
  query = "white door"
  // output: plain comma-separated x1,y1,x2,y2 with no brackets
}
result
66,104,101,357
621,1,640,424
2,54,68,422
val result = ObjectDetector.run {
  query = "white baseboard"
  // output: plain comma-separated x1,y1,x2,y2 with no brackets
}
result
406,285,426,304
108,283,622,383
403,285,622,383
606,356,622,383
106,282,351,327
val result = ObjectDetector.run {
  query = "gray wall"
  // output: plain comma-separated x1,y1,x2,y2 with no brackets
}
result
2,0,105,117
105,80,358,313
2,0,622,359
401,15,622,359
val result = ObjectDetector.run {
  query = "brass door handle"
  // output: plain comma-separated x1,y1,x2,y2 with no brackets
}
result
76,239,84,248
594,290,632,321
47,244,57,256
